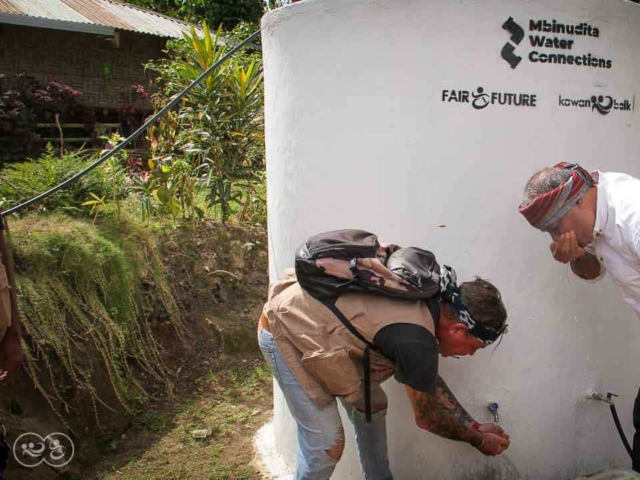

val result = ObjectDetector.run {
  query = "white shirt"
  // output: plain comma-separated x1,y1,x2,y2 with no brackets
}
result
586,171,640,317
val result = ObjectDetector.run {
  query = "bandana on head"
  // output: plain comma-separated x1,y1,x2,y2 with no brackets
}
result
438,265,507,345
519,162,594,231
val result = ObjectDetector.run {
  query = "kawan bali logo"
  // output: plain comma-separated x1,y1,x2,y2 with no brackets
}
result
558,94,633,115
442,87,537,110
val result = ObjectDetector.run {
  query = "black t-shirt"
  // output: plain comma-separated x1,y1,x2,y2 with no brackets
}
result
372,301,440,393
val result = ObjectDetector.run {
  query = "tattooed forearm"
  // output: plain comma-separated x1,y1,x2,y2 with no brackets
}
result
406,376,480,444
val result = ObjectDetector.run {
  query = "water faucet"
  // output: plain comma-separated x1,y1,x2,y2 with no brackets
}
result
488,402,499,423
589,391,616,405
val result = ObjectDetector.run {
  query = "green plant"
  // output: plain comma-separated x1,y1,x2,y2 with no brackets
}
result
236,166,266,225
99,133,138,216
82,192,107,221
146,24,265,223
0,141,134,218
132,167,159,222
0,145,103,214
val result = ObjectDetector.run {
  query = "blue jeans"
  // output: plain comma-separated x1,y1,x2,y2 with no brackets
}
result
258,328,393,480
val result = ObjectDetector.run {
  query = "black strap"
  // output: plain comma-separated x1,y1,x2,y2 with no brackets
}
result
364,345,372,422
425,297,440,328
321,298,377,423
321,299,377,351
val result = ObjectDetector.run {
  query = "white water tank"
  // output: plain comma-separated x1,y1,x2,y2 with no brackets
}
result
261,0,640,478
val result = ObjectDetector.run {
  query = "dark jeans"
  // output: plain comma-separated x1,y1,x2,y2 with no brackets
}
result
633,388,640,472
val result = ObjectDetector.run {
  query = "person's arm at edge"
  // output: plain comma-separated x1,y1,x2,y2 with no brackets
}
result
405,376,510,455
0,227,23,380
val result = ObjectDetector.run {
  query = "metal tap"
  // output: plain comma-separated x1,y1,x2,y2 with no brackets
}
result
488,402,499,423
589,391,616,405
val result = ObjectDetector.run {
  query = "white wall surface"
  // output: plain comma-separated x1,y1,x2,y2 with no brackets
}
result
261,1,640,478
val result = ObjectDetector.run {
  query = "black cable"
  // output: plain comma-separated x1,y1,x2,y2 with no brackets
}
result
610,401,633,459
1,29,261,218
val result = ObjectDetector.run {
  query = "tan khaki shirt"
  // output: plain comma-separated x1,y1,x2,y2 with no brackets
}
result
263,272,436,407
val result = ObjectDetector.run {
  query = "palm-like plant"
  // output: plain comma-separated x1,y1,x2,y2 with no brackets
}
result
146,24,264,222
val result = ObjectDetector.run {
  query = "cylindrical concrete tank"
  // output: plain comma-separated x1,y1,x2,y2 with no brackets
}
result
261,0,640,478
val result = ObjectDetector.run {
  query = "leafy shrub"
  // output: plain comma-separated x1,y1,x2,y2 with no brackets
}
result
145,24,265,222
0,144,130,216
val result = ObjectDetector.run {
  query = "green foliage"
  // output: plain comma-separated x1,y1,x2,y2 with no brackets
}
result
225,21,261,47
145,24,265,223
82,192,108,221
0,144,130,216
266,0,295,10
236,169,266,225
12,214,185,426
98,134,143,219
124,0,264,30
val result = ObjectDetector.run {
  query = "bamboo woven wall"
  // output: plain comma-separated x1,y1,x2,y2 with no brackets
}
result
0,24,165,109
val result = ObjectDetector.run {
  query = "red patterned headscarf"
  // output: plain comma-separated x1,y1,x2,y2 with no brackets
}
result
519,162,595,231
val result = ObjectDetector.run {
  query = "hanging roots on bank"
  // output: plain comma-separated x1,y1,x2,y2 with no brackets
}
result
11,214,186,429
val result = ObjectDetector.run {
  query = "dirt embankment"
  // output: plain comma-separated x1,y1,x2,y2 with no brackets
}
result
2,218,271,480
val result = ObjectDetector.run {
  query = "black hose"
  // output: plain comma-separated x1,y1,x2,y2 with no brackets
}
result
610,398,633,459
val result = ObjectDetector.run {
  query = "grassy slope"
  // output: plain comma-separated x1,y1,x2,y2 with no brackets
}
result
4,214,271,480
